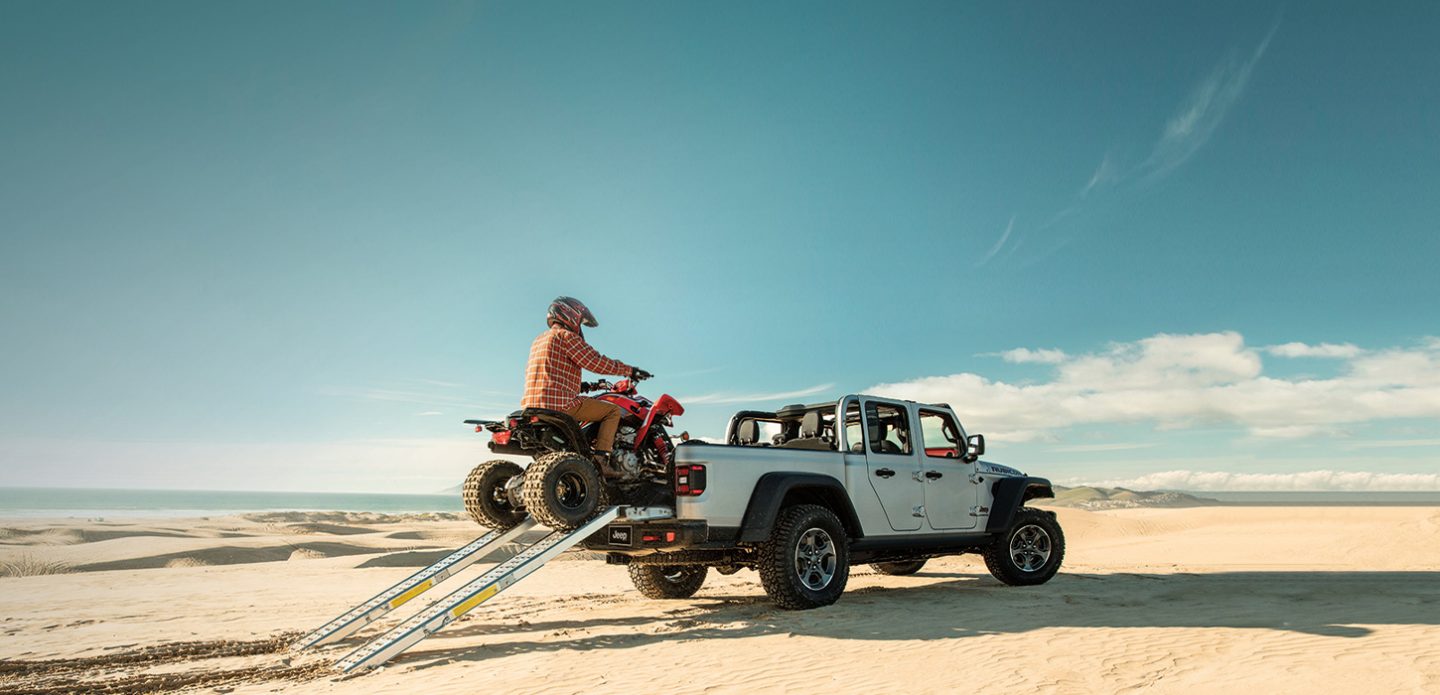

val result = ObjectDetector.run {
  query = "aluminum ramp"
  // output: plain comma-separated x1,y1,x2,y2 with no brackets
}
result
294,519,540,650
334,506,624,673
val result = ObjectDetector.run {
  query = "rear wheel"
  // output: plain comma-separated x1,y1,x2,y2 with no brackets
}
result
756,504,850,610
521,452,607,531
461,460,526,530
628,565,708,599
870,559,927,576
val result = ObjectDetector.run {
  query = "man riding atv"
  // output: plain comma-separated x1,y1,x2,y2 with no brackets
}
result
462,297,680,531
523,296,652,472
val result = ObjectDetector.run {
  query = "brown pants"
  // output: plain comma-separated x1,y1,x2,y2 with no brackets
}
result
567,397,624,452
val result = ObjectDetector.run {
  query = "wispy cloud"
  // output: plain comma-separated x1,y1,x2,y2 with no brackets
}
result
1080,153,1117,197
976,215,1016,267
1049,442,1155,453
1137,20,1279,181
415,411,445,417
681,383,835,405
1072,469,1440,492
986,347,1069,364
1264,342,1363,359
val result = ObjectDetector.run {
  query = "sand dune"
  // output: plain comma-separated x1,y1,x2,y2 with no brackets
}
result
0,507,1437,694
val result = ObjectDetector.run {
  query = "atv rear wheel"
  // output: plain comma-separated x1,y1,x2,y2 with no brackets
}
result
870,559,927,576
521,451,607,531
462,460,526,530
628,565,708,599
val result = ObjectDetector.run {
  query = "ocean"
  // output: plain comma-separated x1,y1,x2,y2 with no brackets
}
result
0,487,463,518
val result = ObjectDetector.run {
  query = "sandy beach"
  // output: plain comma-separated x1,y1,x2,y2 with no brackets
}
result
2,506,1437,694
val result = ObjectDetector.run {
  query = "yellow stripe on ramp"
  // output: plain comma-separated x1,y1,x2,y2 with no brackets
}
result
450,585,499,618
389,580,433,609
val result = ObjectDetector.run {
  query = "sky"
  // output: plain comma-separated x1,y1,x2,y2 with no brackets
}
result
2,1,1438,493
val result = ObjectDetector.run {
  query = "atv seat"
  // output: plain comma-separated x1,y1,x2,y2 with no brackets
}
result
511,408,583,429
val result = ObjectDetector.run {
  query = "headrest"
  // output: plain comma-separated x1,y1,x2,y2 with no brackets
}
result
800,410,823,438
738,419,760,445
868,421,886,445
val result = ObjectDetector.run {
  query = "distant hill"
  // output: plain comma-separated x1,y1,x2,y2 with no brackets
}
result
1043,486,1218,510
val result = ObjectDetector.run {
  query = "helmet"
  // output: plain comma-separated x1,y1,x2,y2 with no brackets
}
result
547,296,598,332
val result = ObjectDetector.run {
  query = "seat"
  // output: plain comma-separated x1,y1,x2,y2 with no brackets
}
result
780,411,831,450
868,422,903,454
737,419,761,446
515,408,581,429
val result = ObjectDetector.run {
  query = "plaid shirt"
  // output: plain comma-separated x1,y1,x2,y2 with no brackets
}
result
522,326,632,411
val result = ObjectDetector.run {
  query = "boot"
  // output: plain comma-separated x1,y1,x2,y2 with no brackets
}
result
591,451,621,479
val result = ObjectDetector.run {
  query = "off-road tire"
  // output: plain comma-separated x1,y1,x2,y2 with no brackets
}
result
628,565,708,599
870,559,927,576
521,451,607,531
462,459,527,530
984,508,1065,586
756,504,850,610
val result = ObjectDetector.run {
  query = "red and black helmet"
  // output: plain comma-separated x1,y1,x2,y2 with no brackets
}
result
547,296,598,332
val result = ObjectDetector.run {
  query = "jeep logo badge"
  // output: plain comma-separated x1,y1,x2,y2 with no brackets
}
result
608,526,632,546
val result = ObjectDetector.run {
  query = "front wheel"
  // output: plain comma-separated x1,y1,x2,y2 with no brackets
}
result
628,565,708,599
983,508,1065,586
756,504,850,610
521,452,607,531
461,460,526,530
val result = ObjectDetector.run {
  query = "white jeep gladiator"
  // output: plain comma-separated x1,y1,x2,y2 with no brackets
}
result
580,394,1065,609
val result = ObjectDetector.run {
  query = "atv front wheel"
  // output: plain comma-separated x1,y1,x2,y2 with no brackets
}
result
628,565,708,599
521,452,607,531
983,508,1065,586
462,460,526,530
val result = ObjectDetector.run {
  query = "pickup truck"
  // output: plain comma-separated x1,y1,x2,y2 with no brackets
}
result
580,393,1064,609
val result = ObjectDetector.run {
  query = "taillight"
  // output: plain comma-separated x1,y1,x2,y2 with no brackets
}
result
492,430,511,445
675,464,706,496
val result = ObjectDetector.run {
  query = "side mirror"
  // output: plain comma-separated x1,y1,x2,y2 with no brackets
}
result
965,434,986,462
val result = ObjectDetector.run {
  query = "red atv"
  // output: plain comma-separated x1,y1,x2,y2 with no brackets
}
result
462,376,685,531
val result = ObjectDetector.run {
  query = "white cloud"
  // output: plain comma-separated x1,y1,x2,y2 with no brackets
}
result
415,411,445,417
1246,425,1347,440
681,383,835,405
993,347,1068,364
1074,469,1440,492
1264,342,1363,358
1140,22,1278,180
869,331,1440,442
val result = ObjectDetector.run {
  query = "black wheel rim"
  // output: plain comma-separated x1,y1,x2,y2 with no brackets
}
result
555,470,589,510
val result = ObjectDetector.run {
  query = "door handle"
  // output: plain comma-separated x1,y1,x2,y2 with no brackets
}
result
875,468,895,479
925,470,943,480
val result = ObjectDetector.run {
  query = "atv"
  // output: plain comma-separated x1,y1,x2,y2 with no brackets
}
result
461,376,684,531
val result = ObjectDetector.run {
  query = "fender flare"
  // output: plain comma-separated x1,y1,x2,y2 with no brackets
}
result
737,472,864,543
985,476,1055,534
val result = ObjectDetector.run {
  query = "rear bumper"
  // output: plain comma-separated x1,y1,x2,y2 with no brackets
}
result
582,519,708,554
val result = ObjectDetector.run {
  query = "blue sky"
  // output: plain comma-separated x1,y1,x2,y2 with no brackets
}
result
2,1,1438,493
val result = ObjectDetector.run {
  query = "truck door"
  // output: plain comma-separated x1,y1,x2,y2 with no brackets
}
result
861,400,924,532
918,408,979,530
